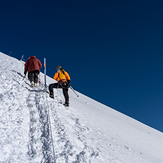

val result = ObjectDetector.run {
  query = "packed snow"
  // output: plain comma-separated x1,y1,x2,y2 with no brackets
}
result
0,52,163,163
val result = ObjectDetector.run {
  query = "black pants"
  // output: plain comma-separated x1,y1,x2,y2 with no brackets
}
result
49,83,69,102
29,70,39,83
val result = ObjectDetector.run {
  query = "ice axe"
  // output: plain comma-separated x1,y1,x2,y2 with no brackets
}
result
70,86,79,97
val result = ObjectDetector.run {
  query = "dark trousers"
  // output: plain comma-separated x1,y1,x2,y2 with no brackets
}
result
29,70,39,83
49,83,69,102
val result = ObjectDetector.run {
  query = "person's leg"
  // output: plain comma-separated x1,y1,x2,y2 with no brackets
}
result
34,70,39,84
49,83,62,98
28,72,30,80
49,83,58,93
29,72,34,83
63,88,69,105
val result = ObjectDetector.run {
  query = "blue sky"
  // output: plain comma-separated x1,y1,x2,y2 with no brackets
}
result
0,0,163,132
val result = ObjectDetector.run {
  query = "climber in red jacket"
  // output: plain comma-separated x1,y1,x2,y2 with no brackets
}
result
24,56,42,87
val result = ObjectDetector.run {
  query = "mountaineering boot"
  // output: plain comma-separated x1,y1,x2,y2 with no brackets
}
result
31,81,34,88
50,94,54,99
63,101,69,107
49,92,54,99
34,83,37,87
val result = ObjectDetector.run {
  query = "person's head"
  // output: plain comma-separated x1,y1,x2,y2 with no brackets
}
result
57,66,62,73
30,56,36,59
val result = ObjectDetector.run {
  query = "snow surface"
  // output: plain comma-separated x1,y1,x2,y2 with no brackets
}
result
0,52,163,163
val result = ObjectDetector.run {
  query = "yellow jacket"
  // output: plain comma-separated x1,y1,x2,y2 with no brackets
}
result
53,70,70,83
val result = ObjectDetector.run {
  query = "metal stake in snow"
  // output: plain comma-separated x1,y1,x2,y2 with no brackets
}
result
9,51,12,56
44,58,47,89
20,55,24,61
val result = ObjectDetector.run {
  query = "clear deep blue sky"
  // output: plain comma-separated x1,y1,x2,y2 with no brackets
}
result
0,0,163,132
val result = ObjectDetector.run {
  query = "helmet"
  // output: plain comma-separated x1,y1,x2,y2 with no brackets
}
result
57,66,62,70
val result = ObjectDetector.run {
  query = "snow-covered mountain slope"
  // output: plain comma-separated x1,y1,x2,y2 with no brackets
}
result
0,52,163,163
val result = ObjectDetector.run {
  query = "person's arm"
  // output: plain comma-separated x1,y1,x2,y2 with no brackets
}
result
65,72,71,87
65,72,70,80
38,60,42,68
67,80,71,88
53,72,58,81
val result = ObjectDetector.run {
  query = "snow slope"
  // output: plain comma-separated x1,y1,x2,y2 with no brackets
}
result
0,52,163,163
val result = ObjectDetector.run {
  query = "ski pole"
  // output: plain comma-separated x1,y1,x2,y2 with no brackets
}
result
23,75,26,80
70,86,79,97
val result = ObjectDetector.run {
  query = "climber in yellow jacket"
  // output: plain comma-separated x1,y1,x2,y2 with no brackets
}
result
49,66,71,107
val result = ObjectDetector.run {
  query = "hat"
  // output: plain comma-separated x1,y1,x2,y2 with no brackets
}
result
57,66,62,70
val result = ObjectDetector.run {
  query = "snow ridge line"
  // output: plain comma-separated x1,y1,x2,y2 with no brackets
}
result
45,90,56,163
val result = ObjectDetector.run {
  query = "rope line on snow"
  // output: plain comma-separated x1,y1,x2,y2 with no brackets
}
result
44,90,56,163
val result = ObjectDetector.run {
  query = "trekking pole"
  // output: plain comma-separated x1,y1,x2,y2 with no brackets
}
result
70,86,79,97
23,75,26,80
38,73,41,85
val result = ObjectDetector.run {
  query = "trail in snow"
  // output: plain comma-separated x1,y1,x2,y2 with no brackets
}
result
26,88,54,163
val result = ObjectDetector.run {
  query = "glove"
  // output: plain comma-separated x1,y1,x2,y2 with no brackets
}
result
67,80,71,88
24,71,27,75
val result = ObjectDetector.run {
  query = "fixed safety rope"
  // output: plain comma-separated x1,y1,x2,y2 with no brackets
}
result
45,90,56,163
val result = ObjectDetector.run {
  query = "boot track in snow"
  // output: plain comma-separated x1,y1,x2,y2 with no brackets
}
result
26,89,55,163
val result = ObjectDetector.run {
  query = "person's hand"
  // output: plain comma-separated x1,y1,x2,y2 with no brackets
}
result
24,71,27,75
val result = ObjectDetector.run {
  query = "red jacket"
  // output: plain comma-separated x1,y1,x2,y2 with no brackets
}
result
25,56,42,73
